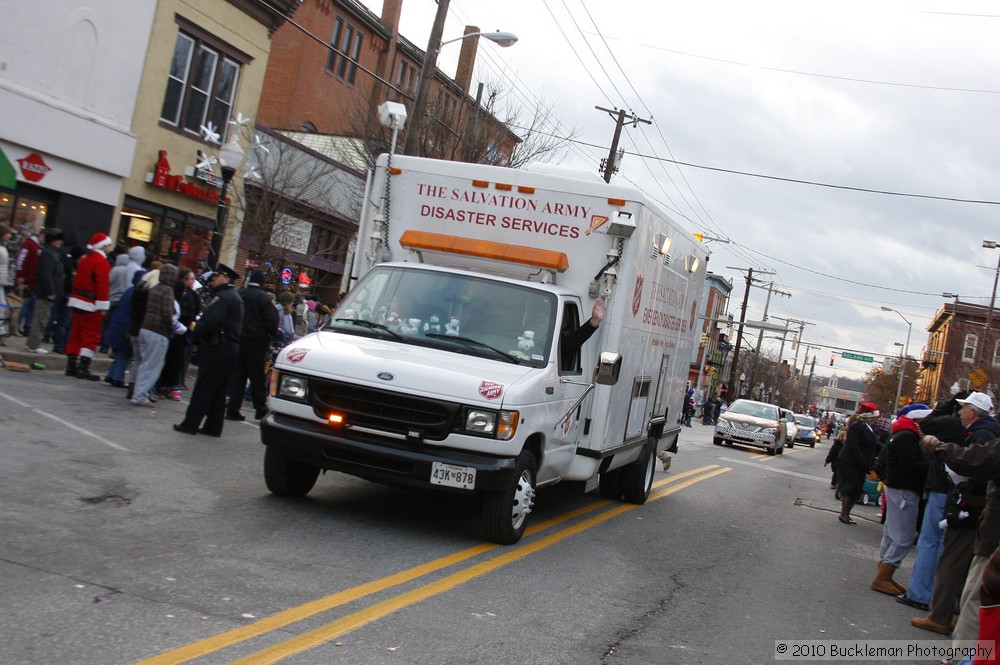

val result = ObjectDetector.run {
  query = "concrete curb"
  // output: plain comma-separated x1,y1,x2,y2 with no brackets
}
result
0,341,112,373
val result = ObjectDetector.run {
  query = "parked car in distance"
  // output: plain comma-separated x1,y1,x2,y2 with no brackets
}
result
713,399,787,455
780,409,798,447
793,414,819,447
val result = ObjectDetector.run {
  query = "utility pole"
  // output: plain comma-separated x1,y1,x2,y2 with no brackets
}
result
403,0,451,156
746,281,791,392
725,267,775,398
775,318,814,411
595,106,651,183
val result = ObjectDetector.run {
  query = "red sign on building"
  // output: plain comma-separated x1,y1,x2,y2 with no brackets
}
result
18,153,51,183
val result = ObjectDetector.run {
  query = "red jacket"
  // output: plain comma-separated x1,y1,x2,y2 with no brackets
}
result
68,250,111,312
14,235,40,289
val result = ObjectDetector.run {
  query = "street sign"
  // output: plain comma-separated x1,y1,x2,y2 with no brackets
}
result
841,352,874,363
969,367,989,389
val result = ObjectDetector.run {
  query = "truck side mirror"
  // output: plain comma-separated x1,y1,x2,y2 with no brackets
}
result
595,352,622,385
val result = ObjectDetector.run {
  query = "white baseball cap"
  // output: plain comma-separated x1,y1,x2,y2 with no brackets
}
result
956,391,994,414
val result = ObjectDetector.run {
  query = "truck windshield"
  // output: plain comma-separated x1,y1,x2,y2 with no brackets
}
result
332,266,557,366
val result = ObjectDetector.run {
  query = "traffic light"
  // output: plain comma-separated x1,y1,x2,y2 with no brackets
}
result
699,333,708,348
830,354,834,366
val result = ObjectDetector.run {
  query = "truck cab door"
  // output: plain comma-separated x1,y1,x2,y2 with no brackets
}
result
540,301,591,483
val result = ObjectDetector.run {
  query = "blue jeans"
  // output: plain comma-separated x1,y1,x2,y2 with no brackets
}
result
905,490,947,603
18,292,35,335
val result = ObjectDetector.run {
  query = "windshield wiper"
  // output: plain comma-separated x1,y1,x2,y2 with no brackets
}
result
334,318,404,341
424,333,520,363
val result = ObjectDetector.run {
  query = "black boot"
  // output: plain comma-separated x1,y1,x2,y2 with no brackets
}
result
126,383,134,399
76,356,100,381
65,354,79,377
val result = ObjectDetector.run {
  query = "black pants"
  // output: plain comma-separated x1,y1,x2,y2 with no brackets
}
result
178,341,239,434
226,337,269,415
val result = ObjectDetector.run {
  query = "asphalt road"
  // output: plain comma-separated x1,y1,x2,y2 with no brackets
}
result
0,367,953,664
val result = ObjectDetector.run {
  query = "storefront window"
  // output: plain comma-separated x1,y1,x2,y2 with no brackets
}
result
0,192,48,258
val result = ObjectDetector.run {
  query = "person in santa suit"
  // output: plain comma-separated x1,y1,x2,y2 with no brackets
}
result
65,232,113,380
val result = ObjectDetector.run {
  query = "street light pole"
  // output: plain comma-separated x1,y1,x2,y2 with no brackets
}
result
882,306,912,414
210,138,244,270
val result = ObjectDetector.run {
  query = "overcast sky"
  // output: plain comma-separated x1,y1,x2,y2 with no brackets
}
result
358,0,1000,382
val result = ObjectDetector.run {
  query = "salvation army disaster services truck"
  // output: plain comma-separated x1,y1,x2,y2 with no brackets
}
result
260,153,709,544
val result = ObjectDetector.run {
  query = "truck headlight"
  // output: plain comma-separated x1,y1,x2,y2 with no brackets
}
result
464,409,519,440
278,374,308,400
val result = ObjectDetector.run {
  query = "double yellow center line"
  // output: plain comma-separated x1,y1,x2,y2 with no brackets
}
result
136,464,729,665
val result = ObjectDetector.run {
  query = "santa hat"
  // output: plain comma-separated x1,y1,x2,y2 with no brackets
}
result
857,402,880,418
87,233,112,251
898,403,932,420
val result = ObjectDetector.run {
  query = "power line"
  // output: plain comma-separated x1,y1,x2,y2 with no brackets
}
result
503,125,1000,206
599,35,1000,95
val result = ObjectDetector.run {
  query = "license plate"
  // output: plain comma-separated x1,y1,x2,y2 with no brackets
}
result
430,462,476,489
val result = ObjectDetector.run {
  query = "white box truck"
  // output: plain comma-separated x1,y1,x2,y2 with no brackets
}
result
260,154,709,543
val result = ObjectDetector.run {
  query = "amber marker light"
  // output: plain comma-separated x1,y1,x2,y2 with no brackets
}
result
328,413,345,425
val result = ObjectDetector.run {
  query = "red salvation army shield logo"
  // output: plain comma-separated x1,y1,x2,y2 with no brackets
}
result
479,380,503,400
632,275,644,318
18,153,51,183
286,348,309,363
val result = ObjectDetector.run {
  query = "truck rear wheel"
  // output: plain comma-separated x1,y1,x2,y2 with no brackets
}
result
482,451,536,545
622,445,654,504
598,468,624,499
264,446,320,497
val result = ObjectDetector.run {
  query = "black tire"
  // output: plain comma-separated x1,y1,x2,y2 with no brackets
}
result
264,446,320,497
622,445,655,504
483,450,536,545
766,447,776,456
598,467,625,499
809,440,816,448
713,437,723,446
786,440,794,449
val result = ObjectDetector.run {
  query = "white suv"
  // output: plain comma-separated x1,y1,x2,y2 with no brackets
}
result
713,399,788,455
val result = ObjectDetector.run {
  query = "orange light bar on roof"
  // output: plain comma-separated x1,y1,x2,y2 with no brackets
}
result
607,198,626,206
399,230,570,272
495,182,512,191
471,180,489,188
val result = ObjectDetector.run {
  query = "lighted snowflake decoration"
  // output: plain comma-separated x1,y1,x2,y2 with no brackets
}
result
200,122,221,144
196,150,218,171
251,133,270,154
229,112,251,128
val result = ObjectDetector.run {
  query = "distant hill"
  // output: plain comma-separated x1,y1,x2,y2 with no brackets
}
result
814,374,867,393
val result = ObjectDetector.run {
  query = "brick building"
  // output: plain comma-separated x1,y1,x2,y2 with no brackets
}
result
689,272,734,399
257,0,519,165
917,300,999,406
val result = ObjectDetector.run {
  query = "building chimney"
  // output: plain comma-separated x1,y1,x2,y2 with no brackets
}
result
381,0,403,35
454,25,479,95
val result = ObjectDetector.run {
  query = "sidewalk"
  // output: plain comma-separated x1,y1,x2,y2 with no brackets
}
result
0,336,112,373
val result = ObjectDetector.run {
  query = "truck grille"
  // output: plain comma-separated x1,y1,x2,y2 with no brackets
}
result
310,379,460,440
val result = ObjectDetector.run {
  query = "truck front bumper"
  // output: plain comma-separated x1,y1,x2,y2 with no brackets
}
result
260,413,517,493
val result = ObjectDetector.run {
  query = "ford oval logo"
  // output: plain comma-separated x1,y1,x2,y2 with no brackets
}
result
377,372,395,381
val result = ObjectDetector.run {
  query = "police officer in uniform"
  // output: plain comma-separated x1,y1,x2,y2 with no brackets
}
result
174,263,243,436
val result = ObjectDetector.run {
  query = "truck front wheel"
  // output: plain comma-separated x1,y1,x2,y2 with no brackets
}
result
622,444,654,504
482,451,536,545
264,446,320,497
